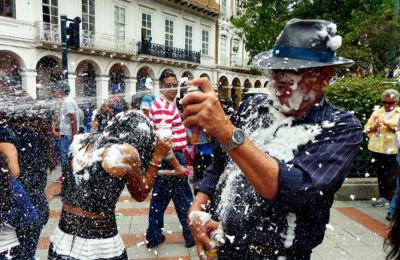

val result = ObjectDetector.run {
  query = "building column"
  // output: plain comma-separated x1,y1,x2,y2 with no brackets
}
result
68,74,77,98
234,86,244,105
95,76,109,109
212,70,218,88
21,70,37,99
124,78,137,102
154,81,160,96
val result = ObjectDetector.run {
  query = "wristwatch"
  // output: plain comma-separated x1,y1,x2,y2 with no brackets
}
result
221,128,245,152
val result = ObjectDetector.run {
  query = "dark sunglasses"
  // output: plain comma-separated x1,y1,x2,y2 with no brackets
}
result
382,101,396,105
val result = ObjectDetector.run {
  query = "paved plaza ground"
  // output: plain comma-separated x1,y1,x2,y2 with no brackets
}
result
35,168,391,260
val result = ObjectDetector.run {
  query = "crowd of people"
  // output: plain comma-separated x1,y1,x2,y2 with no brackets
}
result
1,18,400,260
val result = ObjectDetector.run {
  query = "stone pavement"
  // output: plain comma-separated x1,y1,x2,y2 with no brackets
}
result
36,168,391,260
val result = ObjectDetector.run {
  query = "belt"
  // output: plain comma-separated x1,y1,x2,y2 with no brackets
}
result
63,204,113,219
59,209,118,239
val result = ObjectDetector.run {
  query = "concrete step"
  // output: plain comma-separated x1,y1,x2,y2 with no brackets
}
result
335,177,379,201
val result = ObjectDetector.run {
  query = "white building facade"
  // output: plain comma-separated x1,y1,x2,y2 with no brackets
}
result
0,0,267,108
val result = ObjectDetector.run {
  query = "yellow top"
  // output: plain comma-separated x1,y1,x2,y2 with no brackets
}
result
364,107,400,154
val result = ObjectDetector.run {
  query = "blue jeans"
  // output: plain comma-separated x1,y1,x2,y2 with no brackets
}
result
146,151,194,244
51,137,61,166
15,191,49,259
60,135,73,172
389,177,400,214
389,154,400,214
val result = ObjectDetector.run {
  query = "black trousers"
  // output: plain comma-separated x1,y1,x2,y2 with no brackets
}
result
370,152,399,200
217,245,311,260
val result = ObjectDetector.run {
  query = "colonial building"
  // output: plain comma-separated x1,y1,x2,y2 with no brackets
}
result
0,0,267,108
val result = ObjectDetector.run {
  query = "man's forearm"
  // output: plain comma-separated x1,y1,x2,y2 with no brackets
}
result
228,138,279,200
217,124,279,200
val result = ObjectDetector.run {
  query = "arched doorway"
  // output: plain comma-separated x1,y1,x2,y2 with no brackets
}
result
136,66,156,93
0,51,23,89
36,56,62,99
109,63,129,98
181,71,194,80
76,61,99,100
231,77,241,105
264,81,269,88
255,80,262,88
199,73,210,80
218,76,229,98
244,79,251,89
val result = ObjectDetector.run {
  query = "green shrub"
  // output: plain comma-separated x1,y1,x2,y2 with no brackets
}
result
324,75,400,177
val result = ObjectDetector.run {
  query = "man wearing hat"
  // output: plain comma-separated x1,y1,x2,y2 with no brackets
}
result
140,77,156,117
182,19,363,259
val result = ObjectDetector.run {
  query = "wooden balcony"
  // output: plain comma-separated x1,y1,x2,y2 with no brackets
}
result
162,0,220,17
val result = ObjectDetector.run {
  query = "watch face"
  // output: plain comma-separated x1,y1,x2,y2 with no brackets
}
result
233,129,245,144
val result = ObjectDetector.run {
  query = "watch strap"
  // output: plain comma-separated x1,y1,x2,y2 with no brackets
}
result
221,128,245,152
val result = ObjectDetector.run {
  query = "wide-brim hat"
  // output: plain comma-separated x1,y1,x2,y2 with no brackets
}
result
253,19,354,70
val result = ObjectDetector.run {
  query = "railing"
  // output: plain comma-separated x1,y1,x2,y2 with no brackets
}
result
81,30,136,55
137,41,200,63
36,21,60,43
36,22,136,55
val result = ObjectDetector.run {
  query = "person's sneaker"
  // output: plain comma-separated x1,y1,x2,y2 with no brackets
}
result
372,197,387,207
146,235,166,249
185,240,195,248
386,212,392,221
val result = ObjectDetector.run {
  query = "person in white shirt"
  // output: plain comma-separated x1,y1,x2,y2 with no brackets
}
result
56,81,80,182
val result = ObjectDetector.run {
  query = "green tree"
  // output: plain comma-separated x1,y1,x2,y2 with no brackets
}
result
230,0,295,58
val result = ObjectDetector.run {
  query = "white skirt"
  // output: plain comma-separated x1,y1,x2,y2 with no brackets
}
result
0,223,19,253
50,226,126,260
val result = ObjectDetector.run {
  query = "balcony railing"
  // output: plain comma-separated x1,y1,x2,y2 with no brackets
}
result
81,30,136,55
36,22,136,55
36,22,60,43
137,41,200,63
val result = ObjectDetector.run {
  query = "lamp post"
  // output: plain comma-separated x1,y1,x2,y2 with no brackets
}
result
60,15,81,80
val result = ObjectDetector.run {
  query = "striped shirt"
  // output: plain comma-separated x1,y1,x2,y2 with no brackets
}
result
149,96,187,150
196,94,363,254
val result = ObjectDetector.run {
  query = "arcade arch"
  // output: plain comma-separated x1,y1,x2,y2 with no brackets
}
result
108,63,130,97
36,56,62,99
231,77,241,105
0,50,24,88
218,75,229,97
75,60,100,104
136,66,156,92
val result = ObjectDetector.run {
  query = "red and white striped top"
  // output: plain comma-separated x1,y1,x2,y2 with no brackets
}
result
149,96,187,150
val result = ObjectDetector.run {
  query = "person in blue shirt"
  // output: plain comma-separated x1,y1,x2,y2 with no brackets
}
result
140,77,156,117
0,146,38,259
182,19,363,259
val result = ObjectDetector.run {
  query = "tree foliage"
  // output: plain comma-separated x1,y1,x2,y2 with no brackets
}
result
231,0,399,73
324,75,400,176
